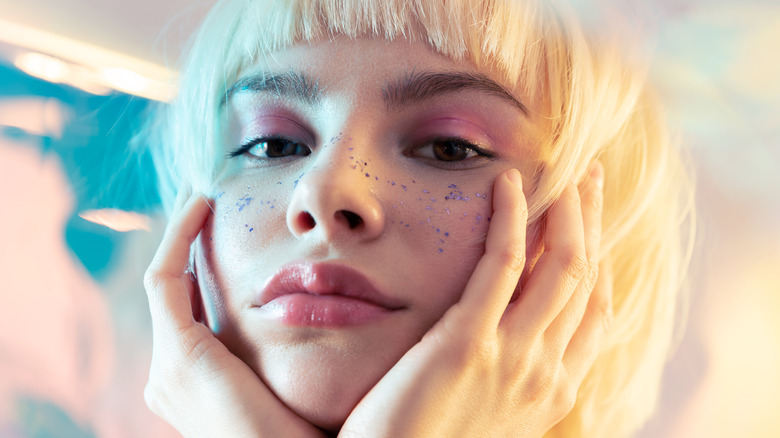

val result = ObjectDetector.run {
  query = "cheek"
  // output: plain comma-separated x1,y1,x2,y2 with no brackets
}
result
376,178,494,318
337,152,494,257
196,185,291,291
380,178,493,257
211,186,288,245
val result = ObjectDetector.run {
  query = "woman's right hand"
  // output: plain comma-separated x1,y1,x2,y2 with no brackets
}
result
143,193,326,438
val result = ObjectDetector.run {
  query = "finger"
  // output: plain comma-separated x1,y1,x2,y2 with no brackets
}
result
580,161,604,271
144,194,212,332
172,185,193,214
545,162,605,352
451,169,528,330
508,181,586,334
562,258,613,381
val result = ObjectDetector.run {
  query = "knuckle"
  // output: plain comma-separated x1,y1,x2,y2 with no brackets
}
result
143,269,163,291
556,385,579,414
523,369,558,405
448,333,496,369
587,186,604,212
585,263,599,290
144,268,181,294
561,250,588,280
493,247,526,272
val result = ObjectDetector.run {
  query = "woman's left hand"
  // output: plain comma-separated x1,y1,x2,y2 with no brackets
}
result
338,164,612,438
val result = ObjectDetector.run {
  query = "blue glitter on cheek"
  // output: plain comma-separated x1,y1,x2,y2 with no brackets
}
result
292,173,306,189
444,190,470,201
236,195,253,211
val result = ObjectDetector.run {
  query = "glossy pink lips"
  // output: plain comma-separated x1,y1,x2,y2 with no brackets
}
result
254,262,404,327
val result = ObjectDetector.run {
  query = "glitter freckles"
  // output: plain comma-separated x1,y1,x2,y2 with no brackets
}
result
220,131,492,255
338,154,493,254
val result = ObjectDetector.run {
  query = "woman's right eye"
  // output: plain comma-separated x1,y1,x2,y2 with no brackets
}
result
228,137,311,160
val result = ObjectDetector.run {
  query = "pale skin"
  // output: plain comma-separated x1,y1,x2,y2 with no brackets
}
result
144,37,612,437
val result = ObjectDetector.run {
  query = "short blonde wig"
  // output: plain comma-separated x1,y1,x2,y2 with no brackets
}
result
152,1,696,437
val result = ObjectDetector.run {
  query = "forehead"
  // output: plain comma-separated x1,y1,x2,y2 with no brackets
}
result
227,36,540,115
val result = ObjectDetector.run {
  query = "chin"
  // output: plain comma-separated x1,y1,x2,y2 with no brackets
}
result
262,354,372,431
227,329,411,432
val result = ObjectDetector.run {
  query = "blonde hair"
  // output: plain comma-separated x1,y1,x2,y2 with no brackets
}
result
153,0,696,436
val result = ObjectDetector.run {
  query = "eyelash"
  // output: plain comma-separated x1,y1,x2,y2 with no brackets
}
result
406,137,494,167
227,136,311,161
228,135,494,168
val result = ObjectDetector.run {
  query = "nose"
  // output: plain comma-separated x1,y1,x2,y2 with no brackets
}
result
286,158,385,241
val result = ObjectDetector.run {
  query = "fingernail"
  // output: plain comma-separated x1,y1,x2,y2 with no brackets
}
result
507,169,523,189
589,161,604,190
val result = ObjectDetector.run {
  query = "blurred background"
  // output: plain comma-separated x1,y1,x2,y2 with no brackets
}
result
0,0,777,436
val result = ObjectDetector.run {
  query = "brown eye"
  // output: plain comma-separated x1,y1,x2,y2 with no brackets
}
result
431,140,474,161
412,139,481,162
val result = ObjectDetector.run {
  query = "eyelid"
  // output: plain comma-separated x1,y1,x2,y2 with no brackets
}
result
411,136,492,155
409,117,497,151
230,110,316,149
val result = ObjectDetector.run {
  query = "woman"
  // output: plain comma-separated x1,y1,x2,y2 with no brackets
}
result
144,0,694,436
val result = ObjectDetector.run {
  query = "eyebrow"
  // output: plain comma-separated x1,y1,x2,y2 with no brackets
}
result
221,70,322,107
382,70,529,115
223,69,528,115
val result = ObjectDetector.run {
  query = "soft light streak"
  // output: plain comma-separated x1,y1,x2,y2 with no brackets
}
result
0,18,175,101
13,52,112,96
13,52,69,83
100,67,151,95
79,209,151,232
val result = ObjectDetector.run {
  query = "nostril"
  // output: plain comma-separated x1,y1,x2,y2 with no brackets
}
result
337,210,363,229
298,211,316,230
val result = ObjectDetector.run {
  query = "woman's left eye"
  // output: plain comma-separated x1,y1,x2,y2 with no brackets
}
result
409,138,492,164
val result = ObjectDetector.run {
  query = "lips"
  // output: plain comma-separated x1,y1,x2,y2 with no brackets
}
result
253,262,405,326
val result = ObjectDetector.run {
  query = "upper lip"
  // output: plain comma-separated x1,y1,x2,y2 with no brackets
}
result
255,262,406,310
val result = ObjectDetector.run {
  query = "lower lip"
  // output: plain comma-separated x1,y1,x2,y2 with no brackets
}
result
256,294,394,327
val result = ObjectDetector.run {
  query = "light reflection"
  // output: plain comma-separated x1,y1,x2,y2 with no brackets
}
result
0,18,175,101
79,209,151,232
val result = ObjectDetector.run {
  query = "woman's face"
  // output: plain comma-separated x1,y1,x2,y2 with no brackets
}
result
195,36,544,429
